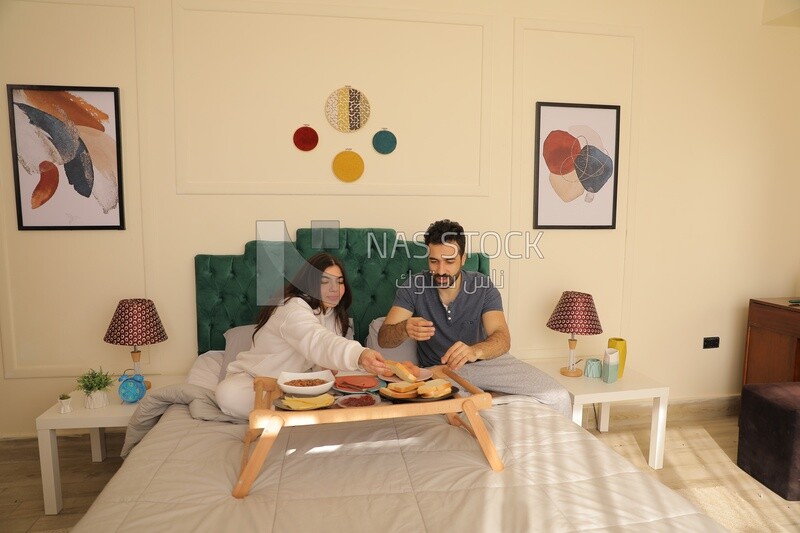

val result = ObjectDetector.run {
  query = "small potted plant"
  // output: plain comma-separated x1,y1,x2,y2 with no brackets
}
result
76,367,114,409
58,392,72,414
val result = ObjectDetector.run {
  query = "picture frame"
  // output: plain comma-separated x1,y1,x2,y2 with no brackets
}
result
533,102,620,229
7,84,125,230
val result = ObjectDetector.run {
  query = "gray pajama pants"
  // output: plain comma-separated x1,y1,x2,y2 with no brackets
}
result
454,353,572,418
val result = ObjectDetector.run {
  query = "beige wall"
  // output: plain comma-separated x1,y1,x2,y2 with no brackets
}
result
1,0,799,437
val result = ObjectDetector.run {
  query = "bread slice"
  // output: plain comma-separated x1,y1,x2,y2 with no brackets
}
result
417,379,452,397
379,386,418,399
400,360,422,378
385,360,418,382
420,385,452,399
388,381,423,393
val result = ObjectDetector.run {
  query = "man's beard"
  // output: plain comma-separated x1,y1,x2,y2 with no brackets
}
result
432,271,460,288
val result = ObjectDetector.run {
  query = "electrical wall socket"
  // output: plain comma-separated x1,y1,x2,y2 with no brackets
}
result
703,336,720,349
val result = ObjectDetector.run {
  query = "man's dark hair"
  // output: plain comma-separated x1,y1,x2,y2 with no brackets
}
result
424,219,466,257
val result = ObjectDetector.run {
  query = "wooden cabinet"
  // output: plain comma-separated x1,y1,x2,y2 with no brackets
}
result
743,298,800,384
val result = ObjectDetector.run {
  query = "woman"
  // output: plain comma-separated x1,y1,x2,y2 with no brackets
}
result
216,252,387,419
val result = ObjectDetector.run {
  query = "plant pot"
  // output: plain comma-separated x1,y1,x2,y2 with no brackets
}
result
85,390,109,409
58,398,72,414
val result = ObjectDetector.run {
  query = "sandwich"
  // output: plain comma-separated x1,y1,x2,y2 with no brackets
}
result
379,380,423,399
417,379,452,399
400,360,421,378
387,381,423,393
385,360,419,382
378,386,418,399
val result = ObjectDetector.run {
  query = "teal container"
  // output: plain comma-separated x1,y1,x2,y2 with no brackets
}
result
602,349,619,384
584,358,602,378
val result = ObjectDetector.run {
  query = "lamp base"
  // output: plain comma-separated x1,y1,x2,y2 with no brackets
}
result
131,350,152,389
560,366,583,377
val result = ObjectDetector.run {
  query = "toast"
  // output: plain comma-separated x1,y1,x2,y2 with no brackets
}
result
387,381,423,393
378,386,418,399
400,360,421,378
420,386,452,399
385,360,418,382
417,379,452,398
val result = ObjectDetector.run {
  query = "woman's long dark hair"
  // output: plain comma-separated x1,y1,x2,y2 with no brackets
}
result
253,252,352,338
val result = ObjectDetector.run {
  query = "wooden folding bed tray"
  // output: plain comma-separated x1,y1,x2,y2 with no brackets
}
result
233,366,504,498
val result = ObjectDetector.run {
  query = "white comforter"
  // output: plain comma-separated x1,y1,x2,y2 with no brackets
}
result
74,393,725,532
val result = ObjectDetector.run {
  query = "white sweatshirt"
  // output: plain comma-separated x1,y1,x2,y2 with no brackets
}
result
225,297,364,378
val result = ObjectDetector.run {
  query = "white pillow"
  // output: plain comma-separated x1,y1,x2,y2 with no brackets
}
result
187,351,223,391
366,316,419,364
218,324,256,381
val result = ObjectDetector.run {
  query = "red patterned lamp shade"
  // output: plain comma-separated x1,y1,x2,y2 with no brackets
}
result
546,291,602,335
546,291,602,377
104,299,167,349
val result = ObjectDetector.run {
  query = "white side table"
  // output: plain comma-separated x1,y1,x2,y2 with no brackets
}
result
531,357,669,469
35,398,137,514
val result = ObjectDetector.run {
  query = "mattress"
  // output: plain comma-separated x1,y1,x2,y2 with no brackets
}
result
74,395,724,532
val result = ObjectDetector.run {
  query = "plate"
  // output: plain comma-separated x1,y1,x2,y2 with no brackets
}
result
333,376,386,394
380,367,433,383
335,393,380,408
378,385,460,403
273,395,335,411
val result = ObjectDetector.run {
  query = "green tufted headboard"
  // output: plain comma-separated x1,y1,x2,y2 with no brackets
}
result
195,228,490,354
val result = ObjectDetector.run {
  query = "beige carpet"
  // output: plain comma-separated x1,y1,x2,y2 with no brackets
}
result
678,486,786,532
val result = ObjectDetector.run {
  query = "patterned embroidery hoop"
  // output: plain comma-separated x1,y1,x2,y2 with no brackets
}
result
325,86,370,133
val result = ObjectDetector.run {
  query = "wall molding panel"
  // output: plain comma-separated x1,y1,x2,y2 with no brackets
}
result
507,18,638,360
1,0,144,379
173,0,493,196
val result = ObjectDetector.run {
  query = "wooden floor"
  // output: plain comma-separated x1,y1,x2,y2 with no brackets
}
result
0,431,124,533
2,412,800,532
585,406,800,532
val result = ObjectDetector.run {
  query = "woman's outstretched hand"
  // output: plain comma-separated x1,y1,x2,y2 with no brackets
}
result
358,348,387,376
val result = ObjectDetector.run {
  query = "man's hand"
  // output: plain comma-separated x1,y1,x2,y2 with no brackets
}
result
441,341,480,370
358,348,387,375
405,316,435,341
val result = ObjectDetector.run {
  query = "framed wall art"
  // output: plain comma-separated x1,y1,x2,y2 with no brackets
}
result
533,102,620,229
7,84,125,230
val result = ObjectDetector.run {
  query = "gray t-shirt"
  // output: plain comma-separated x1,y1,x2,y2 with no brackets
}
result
392,270,503,367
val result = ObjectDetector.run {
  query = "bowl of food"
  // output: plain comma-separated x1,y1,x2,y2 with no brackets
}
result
278,370,335,396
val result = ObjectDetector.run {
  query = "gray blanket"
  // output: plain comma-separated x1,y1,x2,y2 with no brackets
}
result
77,394,723,532
121,383,245,457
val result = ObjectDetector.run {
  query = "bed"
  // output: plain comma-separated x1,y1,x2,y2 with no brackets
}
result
74,229,725,532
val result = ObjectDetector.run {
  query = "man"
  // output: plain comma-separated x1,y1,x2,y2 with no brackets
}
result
378,219,571,417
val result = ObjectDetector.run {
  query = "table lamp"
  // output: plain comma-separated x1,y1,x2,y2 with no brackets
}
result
546,291,602,377
104,298,168,387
